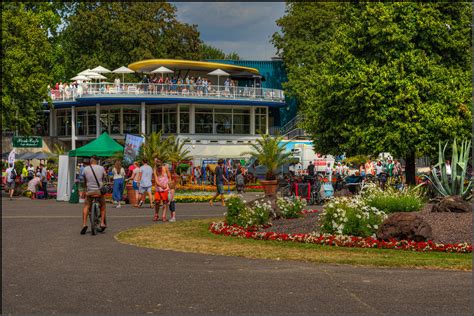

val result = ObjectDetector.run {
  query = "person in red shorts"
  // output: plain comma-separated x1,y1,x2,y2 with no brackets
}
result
153,162,170,222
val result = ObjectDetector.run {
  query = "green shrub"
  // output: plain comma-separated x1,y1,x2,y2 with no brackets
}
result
320,196,387,237
276,196,306,218
225,195,271,228
362,185,424,213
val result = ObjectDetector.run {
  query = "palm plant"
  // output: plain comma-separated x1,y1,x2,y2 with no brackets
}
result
242,133,292,180
138,131,171,165
167,135,192,166
430,139,472,200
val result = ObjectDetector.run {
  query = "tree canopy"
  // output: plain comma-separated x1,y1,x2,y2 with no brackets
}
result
1,1,239,135
273,2,472,183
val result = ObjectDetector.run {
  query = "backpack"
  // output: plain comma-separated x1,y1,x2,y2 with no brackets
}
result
28,169,34,178
10,168,17,180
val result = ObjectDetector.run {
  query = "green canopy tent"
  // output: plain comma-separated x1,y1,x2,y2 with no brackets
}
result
68,132,123,157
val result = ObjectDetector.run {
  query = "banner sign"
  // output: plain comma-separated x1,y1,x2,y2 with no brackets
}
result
13,136,42,148
8,149,16,166
123,134,144,165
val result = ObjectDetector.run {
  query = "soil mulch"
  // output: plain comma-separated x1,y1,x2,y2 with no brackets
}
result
260,204,472,244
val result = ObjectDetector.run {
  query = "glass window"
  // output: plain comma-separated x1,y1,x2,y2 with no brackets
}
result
150,107,163,133
215,113,232,134
195,108,213,134
109,109,120,134
57,110,70,136
100,107,109,134
88,110,96,135
179,105,189,133
76,110,87,136
163,107,176,134
233,109,250,134
123,107,140,134
255,107,267,133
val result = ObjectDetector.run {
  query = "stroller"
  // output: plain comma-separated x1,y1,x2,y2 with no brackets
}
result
292,175,323,205
344,175,364,194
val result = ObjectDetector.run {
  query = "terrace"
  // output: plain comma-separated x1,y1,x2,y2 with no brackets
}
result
48,82,285,104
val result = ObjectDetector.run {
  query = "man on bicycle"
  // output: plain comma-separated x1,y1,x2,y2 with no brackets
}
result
80,156,107,235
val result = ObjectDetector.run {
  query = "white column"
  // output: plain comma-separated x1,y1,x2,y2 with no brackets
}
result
140,102,146,135
120,106,123,135
49,109,54,136
190,104,195,134
71,106,76,149
266,107,269,135
96,103,100,137
177,104,180,134
250,107,256,135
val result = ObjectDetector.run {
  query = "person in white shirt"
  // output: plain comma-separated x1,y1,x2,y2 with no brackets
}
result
80,156,107,235
5,164,16,200
112,160,125,208
136,158,154,208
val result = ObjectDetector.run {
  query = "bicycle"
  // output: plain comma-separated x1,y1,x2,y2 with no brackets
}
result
88,194,106,235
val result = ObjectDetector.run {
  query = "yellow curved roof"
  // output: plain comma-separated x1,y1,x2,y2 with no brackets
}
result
128,59,260,75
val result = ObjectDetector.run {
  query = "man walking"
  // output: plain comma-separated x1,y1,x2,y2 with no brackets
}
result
136,158,154,208
5,164,16,200
210,159,228,206
40,164,48,199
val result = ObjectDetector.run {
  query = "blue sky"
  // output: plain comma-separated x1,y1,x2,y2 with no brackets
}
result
172,2,286,60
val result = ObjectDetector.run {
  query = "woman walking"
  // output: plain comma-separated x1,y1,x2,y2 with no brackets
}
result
112,160,125,208
153,162,170,221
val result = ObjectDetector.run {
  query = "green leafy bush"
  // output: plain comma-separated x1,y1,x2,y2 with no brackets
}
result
320,196,387,237
225,195,271,228
362,184,423,213
276,196,306,218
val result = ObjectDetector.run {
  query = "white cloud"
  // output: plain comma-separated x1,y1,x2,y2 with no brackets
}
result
172,2,285,60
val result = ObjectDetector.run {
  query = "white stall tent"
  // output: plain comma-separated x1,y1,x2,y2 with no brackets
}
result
56,155,76,201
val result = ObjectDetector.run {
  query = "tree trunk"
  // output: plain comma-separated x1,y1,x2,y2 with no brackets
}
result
405,151,416,185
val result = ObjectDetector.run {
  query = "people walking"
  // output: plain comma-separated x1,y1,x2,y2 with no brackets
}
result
209,159,228,206
5,164,16,200
40,164,48,199
126,161,141,207
136,159,154,208
153,162,169,221
112,160,125,208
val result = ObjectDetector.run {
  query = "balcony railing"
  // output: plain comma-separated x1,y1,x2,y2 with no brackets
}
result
48,83,285,103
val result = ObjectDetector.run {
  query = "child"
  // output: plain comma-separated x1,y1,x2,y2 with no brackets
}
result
169,177,177,222
236,169,245,194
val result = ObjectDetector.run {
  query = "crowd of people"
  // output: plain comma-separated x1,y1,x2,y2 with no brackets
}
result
2,162,55,200
48,75,267,100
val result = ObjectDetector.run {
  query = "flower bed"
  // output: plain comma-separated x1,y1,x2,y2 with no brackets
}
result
209,221,472,253
176,184,263,192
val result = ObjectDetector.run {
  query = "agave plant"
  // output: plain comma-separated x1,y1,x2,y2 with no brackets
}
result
241,133,292,180
430,139,472,200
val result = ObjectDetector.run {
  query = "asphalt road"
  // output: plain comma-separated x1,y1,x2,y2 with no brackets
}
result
2,195,472,315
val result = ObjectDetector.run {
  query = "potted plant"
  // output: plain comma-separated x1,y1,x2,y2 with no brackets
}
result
242,133,291,196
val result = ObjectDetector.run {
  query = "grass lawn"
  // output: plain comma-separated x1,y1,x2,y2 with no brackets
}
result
115,218,472,271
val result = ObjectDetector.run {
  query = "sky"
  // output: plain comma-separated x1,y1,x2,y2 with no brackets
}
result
172,2,286,60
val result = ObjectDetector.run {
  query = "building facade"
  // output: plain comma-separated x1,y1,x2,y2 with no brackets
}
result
45,59,287,164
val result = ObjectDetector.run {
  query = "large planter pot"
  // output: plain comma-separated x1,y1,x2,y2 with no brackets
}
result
260,179,278,197
126,183,137,205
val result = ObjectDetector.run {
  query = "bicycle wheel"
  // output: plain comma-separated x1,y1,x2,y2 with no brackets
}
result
90,203,98,236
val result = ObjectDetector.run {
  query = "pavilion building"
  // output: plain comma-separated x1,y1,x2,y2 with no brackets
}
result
45,59,287,164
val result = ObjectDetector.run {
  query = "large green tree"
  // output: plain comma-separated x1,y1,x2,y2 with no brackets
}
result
200,43,240,60
2,2,61,134
59,2,202,79
273,2,472,184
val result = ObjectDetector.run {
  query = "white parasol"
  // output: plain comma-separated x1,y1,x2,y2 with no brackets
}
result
91,66,111,74
151,66,174,79
208,69,229,94
113,66,135,83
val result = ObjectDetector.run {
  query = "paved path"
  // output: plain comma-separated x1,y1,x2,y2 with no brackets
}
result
2,196,472,315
